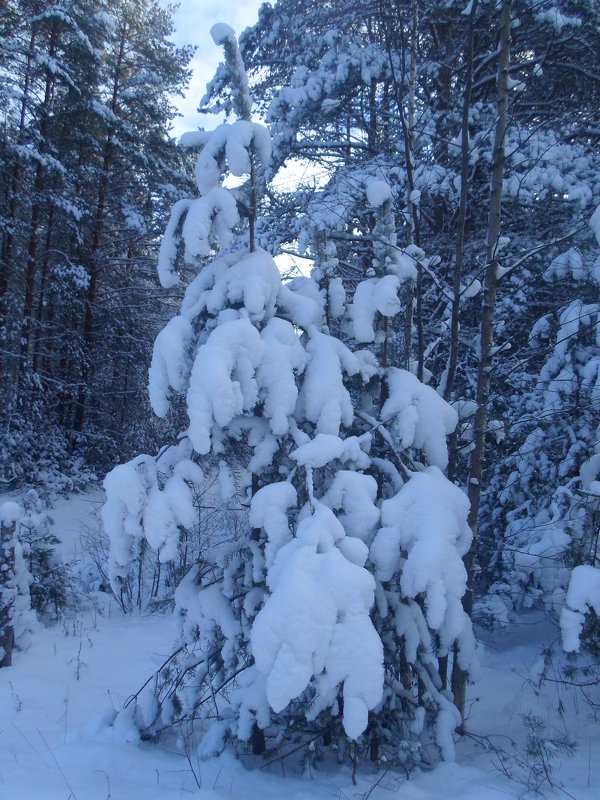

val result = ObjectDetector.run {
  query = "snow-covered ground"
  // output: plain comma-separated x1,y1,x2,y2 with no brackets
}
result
1,490,598,799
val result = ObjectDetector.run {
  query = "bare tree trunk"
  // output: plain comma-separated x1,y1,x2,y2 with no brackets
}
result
73,26,128,433
452,0,512,720
249,147,257,253
32,213,54,376
0,28,36,381
381,0,420,370
400,0,420,370
407,0,425,378
19,23,59,379
438,1,479,689
19,162,45,374
444,0,479,406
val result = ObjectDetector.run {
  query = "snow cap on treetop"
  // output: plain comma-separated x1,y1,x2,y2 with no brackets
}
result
210,22,236,46
0,501,21,524
366,178,392,208
208,23,253,123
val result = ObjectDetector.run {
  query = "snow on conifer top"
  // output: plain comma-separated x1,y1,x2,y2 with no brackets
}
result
0,501,21,525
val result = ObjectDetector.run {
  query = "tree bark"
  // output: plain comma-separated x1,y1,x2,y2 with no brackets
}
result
0,28,36,381
18,23,59,379
381,0,420,369
32,209,54,376
73,25,127,432
452,0,512,719
444,0,479,406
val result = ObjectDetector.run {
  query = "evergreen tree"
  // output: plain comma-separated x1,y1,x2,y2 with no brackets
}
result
483,209,600,618
104,24,475,769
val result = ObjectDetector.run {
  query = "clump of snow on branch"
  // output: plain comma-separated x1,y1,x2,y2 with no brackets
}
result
350,275,401,342
561,565,600,652
182,186,239,261
251,503,383,739
277,277,325,330
181,248,281,324
321,471,380,544
291,434,369,473
103,443,202,584
366,178,392,207
382,369,458,469
371,467,473,649
0,501,21,526
187,317,263,455
543,248,584,282
536,7,582,33
157,199,191,287
257,318,306,435
148,316,193,417
178,130,211,149
250,482,297,569
194,122,271,196
298,331,376,435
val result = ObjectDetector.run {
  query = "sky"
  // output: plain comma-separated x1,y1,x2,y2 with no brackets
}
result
167,0,266,137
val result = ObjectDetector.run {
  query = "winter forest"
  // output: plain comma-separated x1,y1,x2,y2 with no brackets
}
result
1,0,600,797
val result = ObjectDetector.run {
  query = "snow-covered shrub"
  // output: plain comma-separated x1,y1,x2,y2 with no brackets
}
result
0,501,36,666
17,491,74,621
1,490,73,643
558,455,600,660
101,442,244,612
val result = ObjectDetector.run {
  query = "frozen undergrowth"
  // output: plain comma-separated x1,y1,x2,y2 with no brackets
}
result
0,489,599,799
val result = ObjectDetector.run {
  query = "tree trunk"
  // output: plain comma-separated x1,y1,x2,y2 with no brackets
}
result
444,0,479,406
73,26,127,432
381,1,420,369
32,210,54,376
0,28,36,381
452,0,512,719
18,23,59,379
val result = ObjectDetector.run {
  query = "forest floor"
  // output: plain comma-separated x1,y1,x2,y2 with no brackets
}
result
0,489,598,800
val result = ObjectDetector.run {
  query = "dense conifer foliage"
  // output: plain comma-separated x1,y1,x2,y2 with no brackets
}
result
0,0,193,487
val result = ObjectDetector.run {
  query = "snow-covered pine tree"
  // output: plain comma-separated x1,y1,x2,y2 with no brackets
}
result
483,207,600,625
0,502,20,667
0,501,36,667
104,24,476,768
